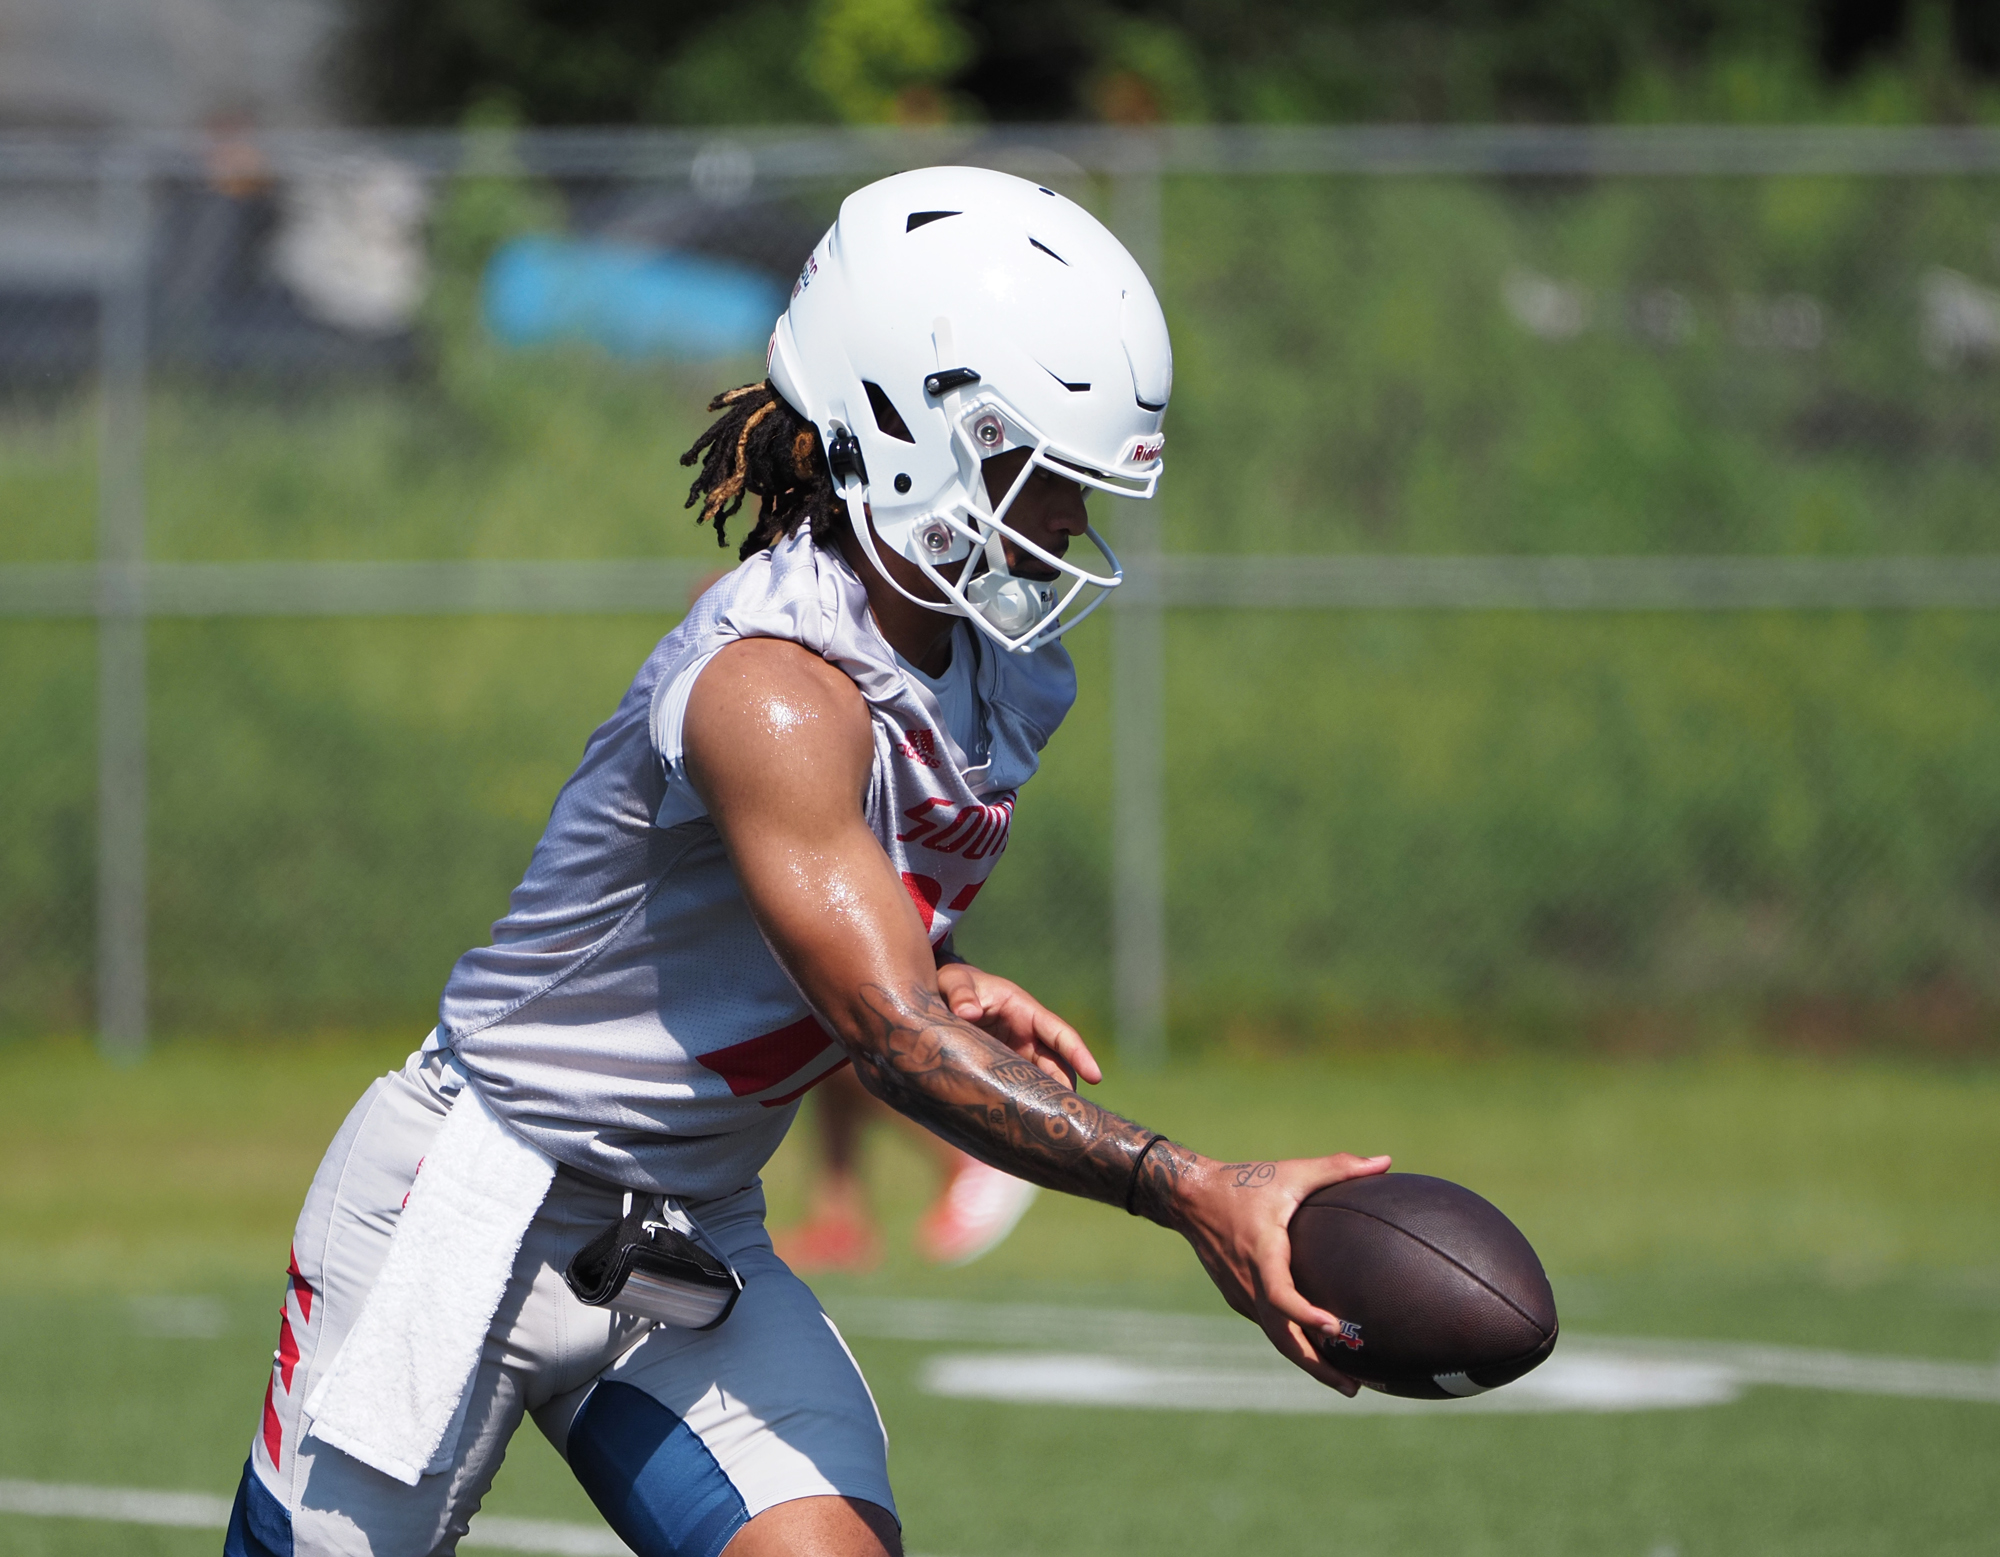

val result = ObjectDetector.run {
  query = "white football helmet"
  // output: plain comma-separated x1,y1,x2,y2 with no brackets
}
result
767,166,1172,652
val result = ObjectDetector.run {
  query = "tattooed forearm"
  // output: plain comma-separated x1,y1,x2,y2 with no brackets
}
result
1130,1135,1198,1226
847,980,1187,1219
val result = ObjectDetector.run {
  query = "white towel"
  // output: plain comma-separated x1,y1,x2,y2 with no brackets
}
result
305,1077,557,1486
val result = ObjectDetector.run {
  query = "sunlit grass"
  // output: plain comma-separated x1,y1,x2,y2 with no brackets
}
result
0,1034,1994,1554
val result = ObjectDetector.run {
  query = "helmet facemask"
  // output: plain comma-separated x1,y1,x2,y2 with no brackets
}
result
838,378,1157,654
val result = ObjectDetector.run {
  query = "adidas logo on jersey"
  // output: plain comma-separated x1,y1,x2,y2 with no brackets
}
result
900,728,941,768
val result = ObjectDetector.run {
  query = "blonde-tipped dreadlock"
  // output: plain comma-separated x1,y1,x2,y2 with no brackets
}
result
681,381,840,559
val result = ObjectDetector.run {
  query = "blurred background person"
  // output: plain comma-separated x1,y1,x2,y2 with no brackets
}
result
774,1065,1040,1271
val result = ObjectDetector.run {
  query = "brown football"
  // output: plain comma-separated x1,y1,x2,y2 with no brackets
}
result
1289,1173,1558,1399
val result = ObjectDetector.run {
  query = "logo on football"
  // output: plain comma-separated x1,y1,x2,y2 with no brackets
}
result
1329,1320,1364,1351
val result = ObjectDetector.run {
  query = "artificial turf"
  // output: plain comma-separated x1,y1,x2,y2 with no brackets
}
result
0,1034,1995,1556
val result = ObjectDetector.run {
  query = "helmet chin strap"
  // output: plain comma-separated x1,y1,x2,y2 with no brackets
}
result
838,482,962,620
839,474,1052,640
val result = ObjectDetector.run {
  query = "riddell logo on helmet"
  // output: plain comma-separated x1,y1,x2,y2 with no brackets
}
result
792,252,819,300
1123,435,1165,465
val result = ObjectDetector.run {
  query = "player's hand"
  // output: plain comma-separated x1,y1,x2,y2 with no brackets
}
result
934,960,1102,1088
1169,1151,1392,1396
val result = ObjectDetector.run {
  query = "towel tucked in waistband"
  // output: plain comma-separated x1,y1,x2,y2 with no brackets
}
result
304,1059,557,1486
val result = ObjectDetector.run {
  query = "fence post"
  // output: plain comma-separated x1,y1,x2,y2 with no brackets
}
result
95,142,150,1061
1109,145,1167,1069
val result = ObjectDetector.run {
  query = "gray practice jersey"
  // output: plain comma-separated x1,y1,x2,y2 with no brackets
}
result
433,529,1076,1198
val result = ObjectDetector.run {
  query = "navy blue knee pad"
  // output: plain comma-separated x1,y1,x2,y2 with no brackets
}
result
567,1382,750,1557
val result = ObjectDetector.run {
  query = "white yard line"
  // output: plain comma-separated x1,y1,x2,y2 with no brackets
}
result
0,1479,948,1557
830,1296,1249,1355
1562,1334,2000,1404
920,1349,1747,1414
0,1479,637,1554
827,1296,2000,1414
0,1480,232,1528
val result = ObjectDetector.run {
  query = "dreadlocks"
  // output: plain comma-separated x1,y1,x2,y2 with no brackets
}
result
680,381,841,560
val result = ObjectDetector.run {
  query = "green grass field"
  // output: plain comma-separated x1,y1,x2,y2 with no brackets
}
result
2,1034,1995,1556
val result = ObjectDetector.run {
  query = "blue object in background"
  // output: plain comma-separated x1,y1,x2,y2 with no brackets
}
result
483,236,784,360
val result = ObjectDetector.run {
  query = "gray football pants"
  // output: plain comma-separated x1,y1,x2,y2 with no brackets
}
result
231,1049,895,1557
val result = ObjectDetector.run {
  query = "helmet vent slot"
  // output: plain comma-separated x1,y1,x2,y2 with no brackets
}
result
1043,365,1091,393
1028,237,1068,265
1137,396,1166,411
863,381,915,443
906,210,960,232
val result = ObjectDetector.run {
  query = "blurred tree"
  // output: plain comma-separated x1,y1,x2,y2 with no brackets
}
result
950,0,1097,120
341,0,830,123
1126,0,1999,121
804,0,974,122
647,4,833,124
344,0,978,125
1821,0,1916,74
339,0,2000,124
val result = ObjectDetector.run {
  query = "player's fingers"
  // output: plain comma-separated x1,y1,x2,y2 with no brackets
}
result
1261,1313,1359,1396
936,962,970,995
1294,1152,1392,1194
1259,1310,1316,1369
983,989,1043,1046
1028,1001,1082,1046
945,969,1021,1029
1031,1007,1101,1085
1304,1350,1362,1398
1255,1239,1342,1339
936,962,984,1020
1027,1044,1077,1087
957,979,1099,1085
1029,1040,1078,1087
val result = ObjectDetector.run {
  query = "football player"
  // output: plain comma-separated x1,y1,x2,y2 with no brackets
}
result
227,165,1387,1557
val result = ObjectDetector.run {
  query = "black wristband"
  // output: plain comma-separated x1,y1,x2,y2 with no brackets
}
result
1125,1134,1166,1217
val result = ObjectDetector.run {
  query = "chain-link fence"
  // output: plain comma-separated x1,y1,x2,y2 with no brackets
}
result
7,125,2000,1061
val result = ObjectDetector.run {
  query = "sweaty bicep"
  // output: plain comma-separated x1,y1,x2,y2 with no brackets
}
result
682,637,874,834
682,638,936,1011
